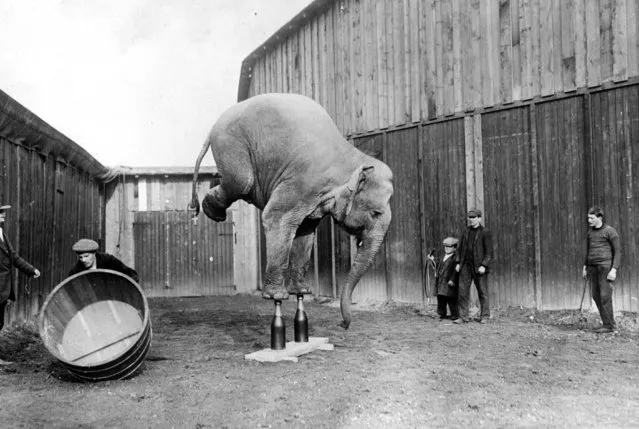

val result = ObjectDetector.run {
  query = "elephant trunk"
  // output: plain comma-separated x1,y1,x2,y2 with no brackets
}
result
339,218,389,329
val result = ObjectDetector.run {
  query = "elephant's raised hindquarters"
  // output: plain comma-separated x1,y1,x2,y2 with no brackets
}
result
202,186,232,222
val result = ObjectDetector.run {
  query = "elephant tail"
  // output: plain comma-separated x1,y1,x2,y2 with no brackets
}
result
188,134,212,217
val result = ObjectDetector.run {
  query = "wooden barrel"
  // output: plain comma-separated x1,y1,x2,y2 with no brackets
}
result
38,269,152,382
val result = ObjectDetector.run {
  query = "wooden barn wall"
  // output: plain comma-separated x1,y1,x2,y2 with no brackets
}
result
385,128,422,303
481,107,536,308
535,96,589,310
133,211,235,298
106,175,260,296
0,139,104,325
590,85,639,312
246,0,639,137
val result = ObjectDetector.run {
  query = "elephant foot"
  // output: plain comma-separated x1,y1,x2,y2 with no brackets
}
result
287,285,312,295
262,286,289,301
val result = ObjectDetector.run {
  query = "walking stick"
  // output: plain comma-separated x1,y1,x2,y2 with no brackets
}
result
579,275,588,312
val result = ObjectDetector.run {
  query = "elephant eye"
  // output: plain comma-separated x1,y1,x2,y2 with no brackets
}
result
371,210,383,219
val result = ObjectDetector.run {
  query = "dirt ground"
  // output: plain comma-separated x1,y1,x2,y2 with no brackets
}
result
1,293,639,429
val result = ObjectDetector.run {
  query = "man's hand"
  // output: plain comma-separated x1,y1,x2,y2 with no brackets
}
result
447,281,455,287
582,266,588,279
478,265,486,275
33,269,41,279
455,264,461,273
607,268,617,282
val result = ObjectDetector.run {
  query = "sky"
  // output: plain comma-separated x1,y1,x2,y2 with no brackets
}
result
0,0,312,168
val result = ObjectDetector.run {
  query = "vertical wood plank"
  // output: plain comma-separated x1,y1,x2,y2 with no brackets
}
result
561,0,577,91
311,17,320,100
600,0,614,82
519,0,532,100
499,0,514,103
492,0,501,103
464,116,476,208
403,0,413,122
364,0,378,130
469,0,482,108
409,0,421,122
473,114,484,214
422,0,437,119
574,0,587,88
460,0,471,111
393,0,407,124
530,0,540,96
376,0,389,128
585,0,602,86
326,5,336,119
452,0,463,112
511,0,522,100
442,0,454,115
627,0,639,77
612,0,628,81
552,0,563,92
318,13,327,106
480,0,495,107
435,0,445,116
351,0,364,132
540,0,554,95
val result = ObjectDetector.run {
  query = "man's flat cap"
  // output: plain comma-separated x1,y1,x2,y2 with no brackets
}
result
72,238,99,253
442,237,459,246
467,208,482,217
0,204,11,211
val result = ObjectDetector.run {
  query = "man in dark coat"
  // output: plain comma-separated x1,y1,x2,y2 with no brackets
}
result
429,236,460,321
454,208,493,324
0,204,41,332
68,238,139,282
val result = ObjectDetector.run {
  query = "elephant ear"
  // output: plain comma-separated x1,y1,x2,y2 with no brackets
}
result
345,165,375,216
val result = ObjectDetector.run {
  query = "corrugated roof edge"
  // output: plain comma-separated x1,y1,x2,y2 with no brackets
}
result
237,0,334,102
0,88,117,181
113,165,219,177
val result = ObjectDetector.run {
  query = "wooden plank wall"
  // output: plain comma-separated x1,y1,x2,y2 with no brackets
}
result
0,138,104,325
589,85,639,312
535,96,589,310
133,211,235,298
246,0,639,137
385,128,423,303
481,107,537,308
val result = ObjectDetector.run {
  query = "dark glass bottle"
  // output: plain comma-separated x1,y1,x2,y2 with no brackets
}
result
294,294,309,343
270,300,286,350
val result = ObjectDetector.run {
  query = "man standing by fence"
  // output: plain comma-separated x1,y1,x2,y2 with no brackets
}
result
0,204,41,332
583,206,621,334
454,208,493,324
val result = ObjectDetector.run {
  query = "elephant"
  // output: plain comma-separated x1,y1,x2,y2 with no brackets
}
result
188,93,393,329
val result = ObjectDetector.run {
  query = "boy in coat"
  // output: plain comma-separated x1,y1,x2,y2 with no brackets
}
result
429,237,460,321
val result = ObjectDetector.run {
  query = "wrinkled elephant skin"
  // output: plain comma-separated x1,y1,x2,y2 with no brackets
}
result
189,93,393,329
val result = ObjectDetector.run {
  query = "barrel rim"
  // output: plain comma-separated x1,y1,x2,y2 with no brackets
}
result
38,269,151,366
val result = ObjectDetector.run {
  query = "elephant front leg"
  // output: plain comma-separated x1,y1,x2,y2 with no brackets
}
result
285,218,320,295
285,233,315,296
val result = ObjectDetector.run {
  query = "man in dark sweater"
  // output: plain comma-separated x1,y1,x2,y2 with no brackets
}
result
0,204,41,333
454,208,493,324
583,206,621,333
68,239,139,283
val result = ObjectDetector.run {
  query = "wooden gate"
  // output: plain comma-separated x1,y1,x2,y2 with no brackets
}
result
133,211,235,297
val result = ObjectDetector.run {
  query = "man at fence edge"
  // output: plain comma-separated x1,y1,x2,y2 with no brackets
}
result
582,206,621,334
68,238,139,283
0,204,41,334
454,208,493,324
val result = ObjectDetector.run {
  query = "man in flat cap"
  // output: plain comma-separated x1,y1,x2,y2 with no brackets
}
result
454,208,493,324
68,238,139,282
0,204,41,332
428,236,460,321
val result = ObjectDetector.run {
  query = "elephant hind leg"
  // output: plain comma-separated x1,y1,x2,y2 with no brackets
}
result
202,186,235,222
